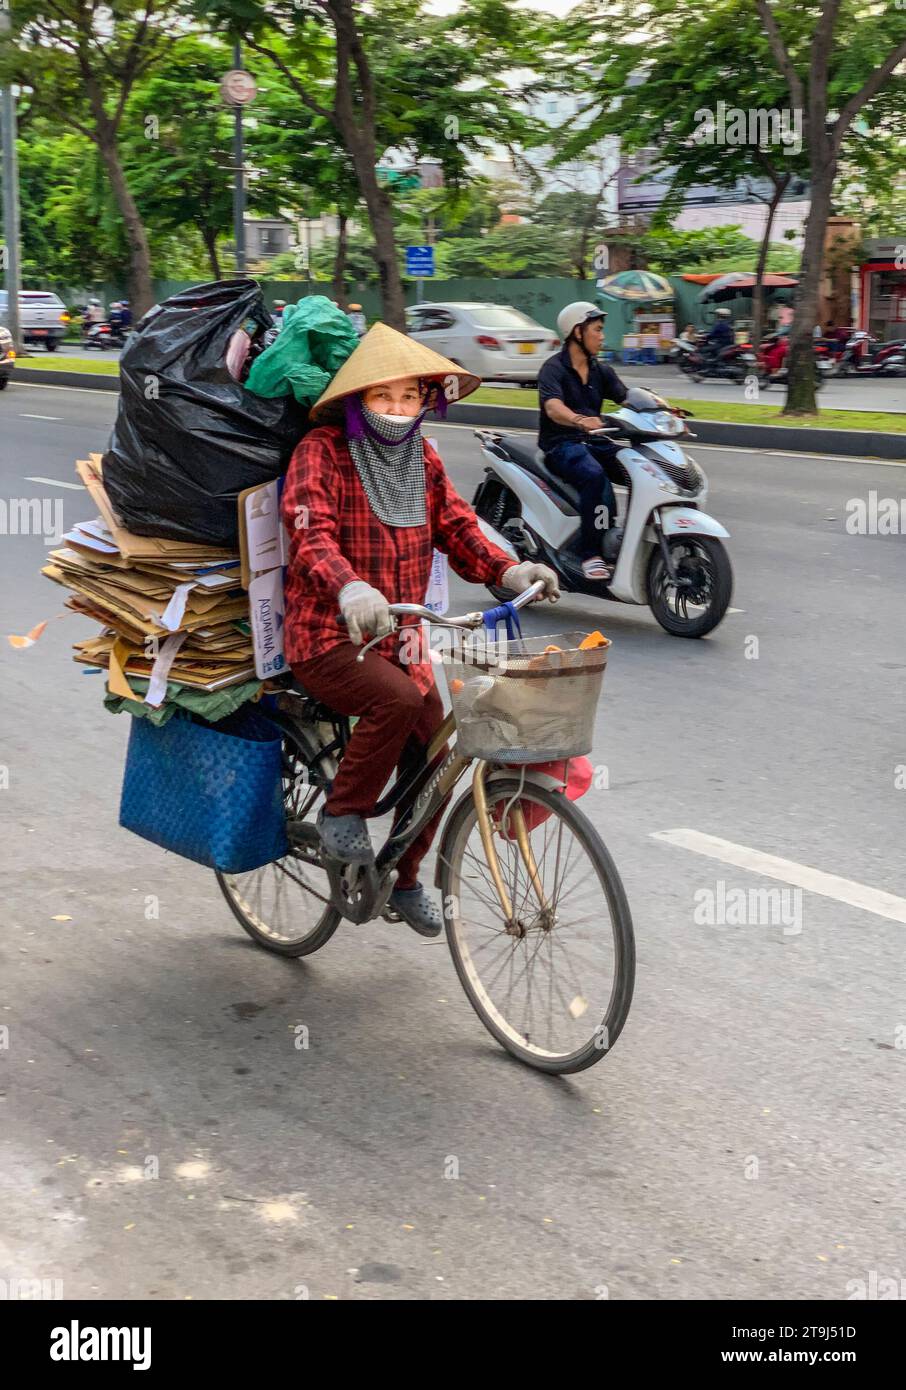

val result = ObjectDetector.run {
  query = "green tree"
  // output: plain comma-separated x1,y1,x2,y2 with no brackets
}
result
566,1,810,345
119,39,237,282
1,0,186,314
204,0,542,326
638,225,800,274
436,224,573,278
754,0,906,410
569,0,906,408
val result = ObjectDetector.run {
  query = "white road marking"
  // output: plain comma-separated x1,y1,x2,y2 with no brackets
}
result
651,828,906,925
726,607,745,614
24,475,85,490
19,413,63,421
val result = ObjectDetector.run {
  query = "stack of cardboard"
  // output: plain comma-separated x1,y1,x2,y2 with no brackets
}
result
42,454,257,701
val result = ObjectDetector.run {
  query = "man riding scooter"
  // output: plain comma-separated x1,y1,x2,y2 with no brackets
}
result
538,301,629,582
702,306,736,366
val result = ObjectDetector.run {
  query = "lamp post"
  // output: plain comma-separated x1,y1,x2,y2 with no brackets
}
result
220,47,257,276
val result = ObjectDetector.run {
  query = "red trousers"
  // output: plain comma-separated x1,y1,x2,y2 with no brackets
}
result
291,643,448,889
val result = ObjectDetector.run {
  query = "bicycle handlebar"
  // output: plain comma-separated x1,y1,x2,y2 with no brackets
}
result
388,578,546,629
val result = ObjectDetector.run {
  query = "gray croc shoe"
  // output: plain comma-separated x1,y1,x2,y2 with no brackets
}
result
316,807,374,865
389,884,443,938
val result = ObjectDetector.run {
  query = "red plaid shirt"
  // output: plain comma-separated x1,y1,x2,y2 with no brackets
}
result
280,425,513,693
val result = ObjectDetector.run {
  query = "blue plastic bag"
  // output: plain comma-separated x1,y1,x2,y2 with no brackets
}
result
119,706,288,873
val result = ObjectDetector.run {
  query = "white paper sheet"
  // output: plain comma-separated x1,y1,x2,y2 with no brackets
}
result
160,582,195,632
144,631,188,706
64,527,118,554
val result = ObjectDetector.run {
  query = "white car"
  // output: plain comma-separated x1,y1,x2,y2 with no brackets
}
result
0,289,70,351
405,302,559,385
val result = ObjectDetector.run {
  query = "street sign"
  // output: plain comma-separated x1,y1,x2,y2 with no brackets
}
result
406,245,435,278
220,69,257,106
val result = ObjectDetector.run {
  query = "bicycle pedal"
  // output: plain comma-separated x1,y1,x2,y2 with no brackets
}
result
381,907,404,923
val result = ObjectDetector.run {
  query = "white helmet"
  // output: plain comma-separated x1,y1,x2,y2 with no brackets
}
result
557,300,606,341
715,307,732,319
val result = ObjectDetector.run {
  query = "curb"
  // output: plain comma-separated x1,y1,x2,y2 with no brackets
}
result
13,367,904,460
448,402,905,462
14,366,121,391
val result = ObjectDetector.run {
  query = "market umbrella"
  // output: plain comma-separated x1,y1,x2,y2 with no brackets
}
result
596,270,674,301
700,271,798,301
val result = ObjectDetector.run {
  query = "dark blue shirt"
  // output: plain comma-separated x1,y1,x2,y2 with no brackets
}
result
706,320,735,349
537,344,628,452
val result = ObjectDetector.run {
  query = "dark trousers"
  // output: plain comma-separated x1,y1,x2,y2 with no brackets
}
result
545,438,619,561
292,643,448,889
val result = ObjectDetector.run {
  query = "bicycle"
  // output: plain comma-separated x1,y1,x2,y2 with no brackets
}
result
215,583,635,1074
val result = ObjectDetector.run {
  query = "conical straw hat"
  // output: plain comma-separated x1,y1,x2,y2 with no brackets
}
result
309,321,480,421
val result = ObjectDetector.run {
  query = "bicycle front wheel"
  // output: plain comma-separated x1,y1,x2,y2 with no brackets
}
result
438,778,635,1074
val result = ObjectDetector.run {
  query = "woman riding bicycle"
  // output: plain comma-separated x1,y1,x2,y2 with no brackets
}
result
280,323,558,938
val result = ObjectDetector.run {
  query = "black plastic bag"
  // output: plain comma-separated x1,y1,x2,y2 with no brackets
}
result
102,279,308,546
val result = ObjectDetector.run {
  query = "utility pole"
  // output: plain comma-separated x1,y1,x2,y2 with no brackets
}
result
0,12,23,353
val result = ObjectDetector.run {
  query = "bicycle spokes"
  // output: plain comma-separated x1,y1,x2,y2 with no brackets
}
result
445,782,624,1062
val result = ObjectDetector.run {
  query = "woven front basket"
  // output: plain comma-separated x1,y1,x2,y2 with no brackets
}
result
444,631,610,763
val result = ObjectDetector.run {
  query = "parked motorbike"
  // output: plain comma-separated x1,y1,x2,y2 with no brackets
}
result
472,387,733,638
671,335,756,384
830,330,906,378
756,332,832,389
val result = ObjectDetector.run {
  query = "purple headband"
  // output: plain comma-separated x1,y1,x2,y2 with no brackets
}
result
344,378,449,442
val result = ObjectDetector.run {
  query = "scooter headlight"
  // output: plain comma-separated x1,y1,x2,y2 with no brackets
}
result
651,410,684,436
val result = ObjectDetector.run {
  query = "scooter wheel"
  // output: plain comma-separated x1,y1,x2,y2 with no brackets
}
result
647,536,732,638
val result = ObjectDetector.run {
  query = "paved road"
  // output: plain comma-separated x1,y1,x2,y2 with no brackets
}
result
2,380,904,1300
494,365,906,414
623,366,906,414
37,344,906,412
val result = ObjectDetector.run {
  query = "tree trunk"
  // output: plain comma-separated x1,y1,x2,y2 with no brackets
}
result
97,136,154,318
201,225,222,281
331,1,406,328
346,138,405,328
752,173,790,350
784,156,834,415
331,212,349,308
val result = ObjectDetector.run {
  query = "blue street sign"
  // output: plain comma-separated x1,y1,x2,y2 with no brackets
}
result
406,245,435,278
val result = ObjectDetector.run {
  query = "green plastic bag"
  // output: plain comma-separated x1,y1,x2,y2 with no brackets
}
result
245,295,359,407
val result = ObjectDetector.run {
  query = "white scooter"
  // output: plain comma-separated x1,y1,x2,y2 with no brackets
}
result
472,387,733,637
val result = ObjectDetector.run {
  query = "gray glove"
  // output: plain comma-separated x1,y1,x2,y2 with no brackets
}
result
502,561,560,602
338,580,393,645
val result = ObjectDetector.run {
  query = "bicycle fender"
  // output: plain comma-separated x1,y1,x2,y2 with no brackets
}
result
433,768,567,889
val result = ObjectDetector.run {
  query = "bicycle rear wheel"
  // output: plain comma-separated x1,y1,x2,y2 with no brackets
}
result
438,778,634,1074
216,722,341,957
